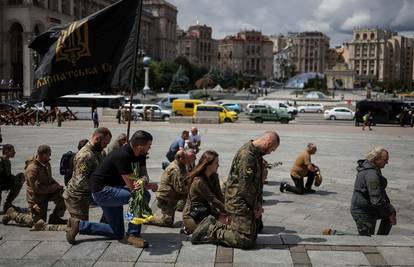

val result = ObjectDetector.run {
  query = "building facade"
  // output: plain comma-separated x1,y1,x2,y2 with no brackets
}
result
346,28,414,85
217,30,273,79
176,24,218,69
0,0,177,98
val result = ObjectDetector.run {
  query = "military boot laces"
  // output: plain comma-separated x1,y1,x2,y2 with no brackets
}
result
1,207,18,225
126,235,149,248
190,215,215,244
30,219,46,231
66,217,80,244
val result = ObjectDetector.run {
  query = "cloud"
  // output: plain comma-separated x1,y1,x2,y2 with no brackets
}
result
168,0,414,45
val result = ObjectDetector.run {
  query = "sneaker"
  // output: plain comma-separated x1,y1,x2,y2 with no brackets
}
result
66,217,80,244
2,207,17,225
279,182,286,193
190,215,215,244
31,219,46,231
126,235,149,248
48,217,68,225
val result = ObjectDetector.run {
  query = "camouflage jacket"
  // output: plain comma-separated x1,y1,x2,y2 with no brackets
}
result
156,159,189,204
64,142,104,198
224,141,264,216
25,156,59,205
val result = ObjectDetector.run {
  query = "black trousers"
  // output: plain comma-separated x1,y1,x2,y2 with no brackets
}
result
351,212,392,236
285,171,315,195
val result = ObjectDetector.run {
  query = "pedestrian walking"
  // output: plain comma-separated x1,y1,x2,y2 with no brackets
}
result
92,108,99,128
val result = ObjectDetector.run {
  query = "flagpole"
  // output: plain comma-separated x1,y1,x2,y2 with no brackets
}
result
126,0,143,140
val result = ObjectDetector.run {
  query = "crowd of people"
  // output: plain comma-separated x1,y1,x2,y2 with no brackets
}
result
0,127,396,249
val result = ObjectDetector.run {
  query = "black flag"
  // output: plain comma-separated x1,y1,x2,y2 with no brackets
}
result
29,0,142,102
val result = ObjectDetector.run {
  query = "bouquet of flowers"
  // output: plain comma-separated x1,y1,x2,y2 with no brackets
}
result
127,164,153,225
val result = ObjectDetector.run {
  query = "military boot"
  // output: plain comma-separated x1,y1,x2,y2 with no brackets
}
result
30,219,46,231
190,215,215,244
126,235,149,248
66,217,80,244
1,207,18,225
175,200,186,212
145,214,174,227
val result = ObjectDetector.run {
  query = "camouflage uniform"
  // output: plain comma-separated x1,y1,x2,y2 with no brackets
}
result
182,173,225,233
149,159,189,226
7,156,66,227
207,141,264,249
0,156,24,212
63,142,104,220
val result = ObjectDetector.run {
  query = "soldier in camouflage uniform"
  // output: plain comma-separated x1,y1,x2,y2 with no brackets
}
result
350,147,396,236
63,127,112,220
191,131,280,249
146,150,189,227
2,145,67,230
0,144,24,214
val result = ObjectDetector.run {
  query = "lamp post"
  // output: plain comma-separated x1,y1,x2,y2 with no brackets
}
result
142,56,151,96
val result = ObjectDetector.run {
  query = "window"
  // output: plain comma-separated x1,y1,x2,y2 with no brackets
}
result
184,103,194,109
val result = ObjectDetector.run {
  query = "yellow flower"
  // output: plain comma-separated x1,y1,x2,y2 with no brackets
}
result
130,215,154,225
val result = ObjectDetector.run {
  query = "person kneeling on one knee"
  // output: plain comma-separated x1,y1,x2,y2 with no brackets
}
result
280,143,318,194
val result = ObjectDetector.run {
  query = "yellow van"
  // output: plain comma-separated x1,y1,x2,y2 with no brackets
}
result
172,99,204,116
193,104,238,123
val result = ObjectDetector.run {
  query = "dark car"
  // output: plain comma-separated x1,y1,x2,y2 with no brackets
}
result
356,100,410,125
247,107,293,124
0,103,17,112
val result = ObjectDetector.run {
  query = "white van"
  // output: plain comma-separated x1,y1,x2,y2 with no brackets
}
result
157,94,190,109
258,100,298,115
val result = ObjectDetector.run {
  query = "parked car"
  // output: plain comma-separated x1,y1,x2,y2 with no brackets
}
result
246,103,270,113
258,100,298,115
297,103,324,113
305,91,328,99
193,104,238,123
172,99,204,116
123,104,171,120
324,107,355,120
247,106,293,124
222,103,243,113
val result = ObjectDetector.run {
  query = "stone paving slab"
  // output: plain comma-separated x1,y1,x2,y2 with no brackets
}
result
176,241,216,264
377,247,414,266
98,241,142,262
24,241,72,260
233,247,293,266
373,235,414,247
94,261,135,267
0,240,40,259
0,259,56,267
281,234,376,246
307,251,370,266
53,259,95,266
256,234,284,245
137,241,180,263
61,241,109,260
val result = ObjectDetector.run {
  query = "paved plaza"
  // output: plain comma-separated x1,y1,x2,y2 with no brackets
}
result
0,121,413,266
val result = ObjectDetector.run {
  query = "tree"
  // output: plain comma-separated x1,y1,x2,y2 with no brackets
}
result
169,65,190,93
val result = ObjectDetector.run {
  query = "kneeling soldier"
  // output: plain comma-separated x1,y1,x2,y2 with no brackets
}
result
147,150,190,227
2,145,67,230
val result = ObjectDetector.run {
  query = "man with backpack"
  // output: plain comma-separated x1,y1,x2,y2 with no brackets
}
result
63,128,112,220
60,139,88,186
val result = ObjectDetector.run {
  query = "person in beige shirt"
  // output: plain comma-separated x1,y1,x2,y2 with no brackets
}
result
280,143,318,194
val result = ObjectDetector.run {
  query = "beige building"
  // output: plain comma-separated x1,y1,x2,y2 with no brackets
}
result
176,24,218,69
0,0,177,98
290,32,330,74
346,28,414,86
218,30,273,79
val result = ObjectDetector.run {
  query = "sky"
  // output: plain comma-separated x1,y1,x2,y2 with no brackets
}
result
168,0,414,46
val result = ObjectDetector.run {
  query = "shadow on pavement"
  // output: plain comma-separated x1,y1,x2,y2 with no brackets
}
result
261,225,297,234
314,190,338,196
262,199,293,206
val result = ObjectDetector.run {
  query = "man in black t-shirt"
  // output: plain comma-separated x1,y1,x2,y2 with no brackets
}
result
66,130,158,248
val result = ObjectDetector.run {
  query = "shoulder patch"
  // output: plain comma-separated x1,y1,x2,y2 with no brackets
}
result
78,163,88,172
369,180,379,190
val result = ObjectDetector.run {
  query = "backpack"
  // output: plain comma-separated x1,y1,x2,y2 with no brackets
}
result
59,151,76,176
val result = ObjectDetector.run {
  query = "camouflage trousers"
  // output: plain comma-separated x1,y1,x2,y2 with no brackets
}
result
64,194,90,221
208,213,257,249
29,188,66,222
351,212,392,236
9,212,66,231
0,173,24,211
149,198,177,227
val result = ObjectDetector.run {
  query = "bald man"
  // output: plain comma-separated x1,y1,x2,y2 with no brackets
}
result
191,131,280,249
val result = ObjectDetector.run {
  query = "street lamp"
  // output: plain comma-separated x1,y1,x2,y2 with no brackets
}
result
142,56,151,95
